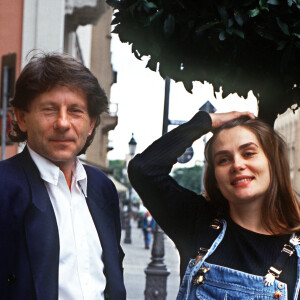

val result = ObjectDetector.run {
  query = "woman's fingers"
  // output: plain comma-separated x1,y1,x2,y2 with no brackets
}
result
209,111,255,129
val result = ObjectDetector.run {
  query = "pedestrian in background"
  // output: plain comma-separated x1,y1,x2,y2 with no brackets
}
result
142,211,156,249
128,110,300,300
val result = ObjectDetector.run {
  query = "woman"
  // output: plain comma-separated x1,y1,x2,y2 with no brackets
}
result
128,111,300,300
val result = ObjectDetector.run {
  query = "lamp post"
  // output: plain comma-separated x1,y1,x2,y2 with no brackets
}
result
144,78,170,300
1,66,8,160
124,133,137,244
199,101,216,192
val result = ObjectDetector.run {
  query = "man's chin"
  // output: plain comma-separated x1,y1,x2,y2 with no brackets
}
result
46,152,76,166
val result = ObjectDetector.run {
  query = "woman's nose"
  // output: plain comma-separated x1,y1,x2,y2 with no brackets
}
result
231,156,246,172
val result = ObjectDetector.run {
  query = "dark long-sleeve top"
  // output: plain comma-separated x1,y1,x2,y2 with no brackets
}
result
128,111,298,299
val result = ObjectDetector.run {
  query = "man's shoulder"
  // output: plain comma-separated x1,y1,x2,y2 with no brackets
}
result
0,152,30,191
0,151,25,172
83,164,114,188
83,165,119,205
83,164,109,179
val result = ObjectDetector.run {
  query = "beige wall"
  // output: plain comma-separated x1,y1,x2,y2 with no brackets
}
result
274,109,300,195
86,5,117,167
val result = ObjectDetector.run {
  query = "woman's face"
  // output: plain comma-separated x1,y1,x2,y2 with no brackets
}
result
212,126,270,209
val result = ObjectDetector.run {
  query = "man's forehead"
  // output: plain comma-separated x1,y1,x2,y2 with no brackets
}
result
30,86,88,105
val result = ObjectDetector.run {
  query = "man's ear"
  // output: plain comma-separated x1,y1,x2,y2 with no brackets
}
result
13,108,27,133
89,117,97,135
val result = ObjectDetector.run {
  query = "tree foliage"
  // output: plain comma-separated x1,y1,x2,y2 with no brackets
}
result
109,159,132,189
107,0,300,124
172,165,203,194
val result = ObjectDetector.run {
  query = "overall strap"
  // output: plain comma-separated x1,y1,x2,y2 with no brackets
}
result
192,219,224,266
184,219,227,300
293,243,300,300
263,234,300,287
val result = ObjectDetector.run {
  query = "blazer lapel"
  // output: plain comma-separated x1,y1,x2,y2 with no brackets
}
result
85,178,121,287
86,187,119,264
21,149,59,300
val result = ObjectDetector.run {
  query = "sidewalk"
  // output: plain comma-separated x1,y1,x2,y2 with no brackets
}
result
121,220,180,300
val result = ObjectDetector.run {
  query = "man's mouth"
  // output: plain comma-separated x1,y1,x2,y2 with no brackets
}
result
49,139,74,145
50,137,74,142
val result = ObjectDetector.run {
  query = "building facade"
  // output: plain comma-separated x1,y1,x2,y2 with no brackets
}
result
0,0,24,159
0,0,117,169
86,3,118,167
274,108,300,195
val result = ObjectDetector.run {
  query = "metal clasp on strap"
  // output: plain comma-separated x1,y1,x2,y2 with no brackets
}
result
282,244,295,256
269,266,282,277
197,247,208,256
209,219,222,230
191,248,208,267
193,267,211,286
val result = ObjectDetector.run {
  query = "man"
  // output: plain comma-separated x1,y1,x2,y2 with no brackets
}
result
0,53,126,300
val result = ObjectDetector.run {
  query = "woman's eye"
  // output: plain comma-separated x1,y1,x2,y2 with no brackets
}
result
244,152,255,158
217,157,229,165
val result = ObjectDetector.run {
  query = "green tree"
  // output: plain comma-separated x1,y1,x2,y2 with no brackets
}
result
109,159,129,187
107,0,300,125
172,165,203,194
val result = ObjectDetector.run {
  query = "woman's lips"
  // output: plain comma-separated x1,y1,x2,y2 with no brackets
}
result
231,176,254,186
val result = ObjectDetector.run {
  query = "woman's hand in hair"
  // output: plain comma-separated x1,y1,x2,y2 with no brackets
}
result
209,111,256,129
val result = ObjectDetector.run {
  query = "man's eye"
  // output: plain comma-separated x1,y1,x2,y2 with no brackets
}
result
70,109,84,114
43,107,55,112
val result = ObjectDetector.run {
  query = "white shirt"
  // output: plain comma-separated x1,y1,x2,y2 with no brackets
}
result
28,147,106,300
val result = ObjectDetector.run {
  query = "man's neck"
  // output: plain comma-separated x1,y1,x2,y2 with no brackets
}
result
27,145,75,190
55,161,74,190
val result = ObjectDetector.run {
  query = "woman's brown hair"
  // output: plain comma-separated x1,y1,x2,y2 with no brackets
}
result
204,116,300,234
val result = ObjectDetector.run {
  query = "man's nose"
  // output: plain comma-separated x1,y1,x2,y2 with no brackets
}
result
54,109,71,130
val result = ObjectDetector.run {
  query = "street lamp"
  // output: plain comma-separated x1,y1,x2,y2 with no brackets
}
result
124,133,137,244
128,133,137,155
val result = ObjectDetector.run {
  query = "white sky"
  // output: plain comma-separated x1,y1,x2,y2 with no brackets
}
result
107,35,259,166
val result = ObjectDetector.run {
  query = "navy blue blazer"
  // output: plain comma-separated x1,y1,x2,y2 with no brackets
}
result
0,147,126,300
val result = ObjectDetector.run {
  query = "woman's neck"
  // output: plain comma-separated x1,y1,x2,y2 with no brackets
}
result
229,204,272,235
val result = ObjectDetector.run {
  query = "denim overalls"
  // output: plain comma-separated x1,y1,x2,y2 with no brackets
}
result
176,220,300,300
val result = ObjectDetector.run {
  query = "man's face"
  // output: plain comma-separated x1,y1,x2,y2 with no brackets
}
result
15,86,96,170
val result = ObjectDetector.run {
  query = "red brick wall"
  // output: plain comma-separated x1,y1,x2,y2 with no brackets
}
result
0,0,24,158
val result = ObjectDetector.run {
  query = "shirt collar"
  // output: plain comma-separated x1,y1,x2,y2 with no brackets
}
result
72,157,88,197
27,146,87,194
